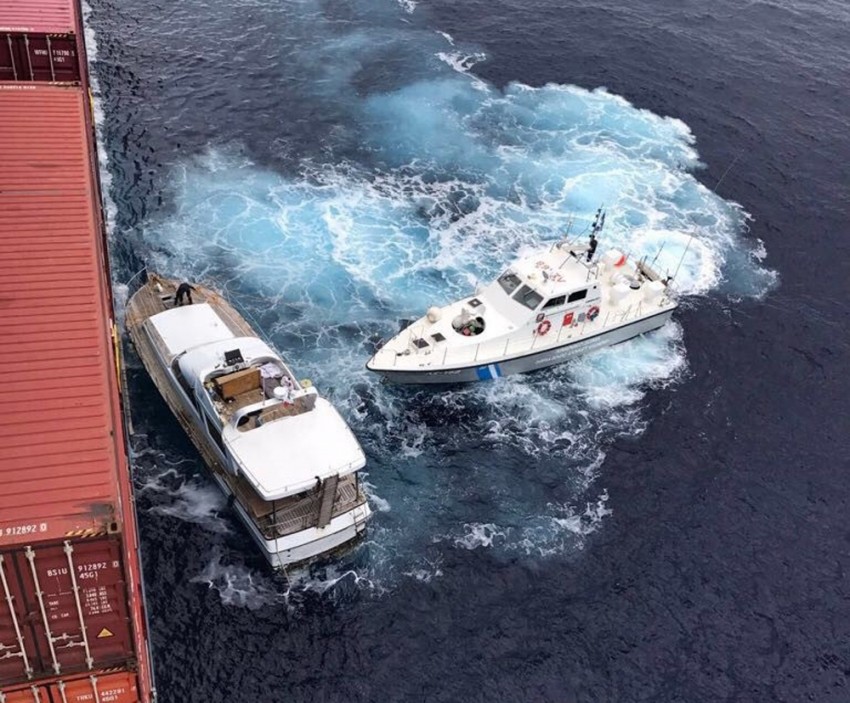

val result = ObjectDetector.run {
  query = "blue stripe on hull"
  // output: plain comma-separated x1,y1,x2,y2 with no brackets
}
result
476,363,502,381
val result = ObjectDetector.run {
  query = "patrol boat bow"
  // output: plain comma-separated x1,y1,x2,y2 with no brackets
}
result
126,274,372,568
367,222,678,384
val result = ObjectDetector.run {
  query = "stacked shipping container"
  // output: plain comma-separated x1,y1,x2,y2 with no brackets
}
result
0,1,155,701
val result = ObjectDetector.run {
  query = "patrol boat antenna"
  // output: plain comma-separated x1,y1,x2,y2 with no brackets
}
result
671,233,694,285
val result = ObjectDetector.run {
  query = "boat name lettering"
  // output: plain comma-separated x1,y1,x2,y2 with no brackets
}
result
3,523,48,537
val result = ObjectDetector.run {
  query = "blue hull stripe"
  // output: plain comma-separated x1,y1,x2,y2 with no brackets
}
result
476,363,502,381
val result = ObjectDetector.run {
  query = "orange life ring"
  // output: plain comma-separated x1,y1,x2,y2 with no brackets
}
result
537,319,552,336
587,306,600,321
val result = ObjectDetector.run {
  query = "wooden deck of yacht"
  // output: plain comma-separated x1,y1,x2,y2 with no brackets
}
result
125,274,244,481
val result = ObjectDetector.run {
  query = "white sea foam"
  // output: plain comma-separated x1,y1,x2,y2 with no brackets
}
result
192,554,285,610
149,481,231,534
402,557,444,583
130,0,777,575
552,490,613,537
453,523,508,550
362,481,392,512
436,51,488,89
80,2,117,237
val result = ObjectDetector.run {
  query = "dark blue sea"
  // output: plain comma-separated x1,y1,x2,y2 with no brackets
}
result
85,0,850,700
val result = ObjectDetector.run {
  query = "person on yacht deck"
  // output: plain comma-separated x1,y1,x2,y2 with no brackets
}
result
174,282,196,306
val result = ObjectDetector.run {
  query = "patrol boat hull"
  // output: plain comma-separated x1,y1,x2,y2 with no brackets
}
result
369,308,673,384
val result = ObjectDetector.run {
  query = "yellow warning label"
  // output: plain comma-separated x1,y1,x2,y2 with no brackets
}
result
97,627,114,638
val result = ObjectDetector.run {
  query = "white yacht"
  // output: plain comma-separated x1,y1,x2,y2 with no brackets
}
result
126,274,372,568
367,222,678,384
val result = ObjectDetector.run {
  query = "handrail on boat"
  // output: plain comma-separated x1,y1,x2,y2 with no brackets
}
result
385,296,665,369
125,265,149,298
217,279,280,352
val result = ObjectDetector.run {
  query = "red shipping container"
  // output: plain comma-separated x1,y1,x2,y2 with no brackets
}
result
0,0,76,34
0,538,135,685
0,41,155,703
0,33,81,83
0,686,42,703
0,86,124,550
54,670,140,703
0,1,155,700
0,670,139,703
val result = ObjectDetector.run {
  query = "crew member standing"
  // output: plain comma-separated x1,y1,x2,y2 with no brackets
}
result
587,232,599,261
174,282,196,306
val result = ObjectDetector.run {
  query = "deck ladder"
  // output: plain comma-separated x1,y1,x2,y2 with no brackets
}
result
316,475,339,529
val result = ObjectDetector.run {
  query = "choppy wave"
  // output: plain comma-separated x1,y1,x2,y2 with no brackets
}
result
123,0,776,605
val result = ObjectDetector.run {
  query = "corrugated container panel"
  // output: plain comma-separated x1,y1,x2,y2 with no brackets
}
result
0,670,140,702
0,686,40,702
55,671,140,703
0,2,155,700
0,0,75,34
0,33,81,83
0,85,124,549
0,538,135,686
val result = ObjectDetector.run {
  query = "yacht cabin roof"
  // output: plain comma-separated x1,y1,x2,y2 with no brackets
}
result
225,399,366,500
149,303,234,356
147,303,366,501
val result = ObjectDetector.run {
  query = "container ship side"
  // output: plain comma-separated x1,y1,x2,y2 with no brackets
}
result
0,1,156,701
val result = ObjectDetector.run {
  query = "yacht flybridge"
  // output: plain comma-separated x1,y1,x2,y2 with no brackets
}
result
367,220,678,384
126,274,371,568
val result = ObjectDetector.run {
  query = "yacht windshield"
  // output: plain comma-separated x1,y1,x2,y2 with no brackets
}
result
514,284,543,310
497,271,522,295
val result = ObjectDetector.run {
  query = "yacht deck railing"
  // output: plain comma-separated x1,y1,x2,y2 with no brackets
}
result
231,473,365,539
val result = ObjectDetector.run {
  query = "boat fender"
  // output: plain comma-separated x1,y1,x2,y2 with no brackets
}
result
537,320,552,336
587,306,600,321
427,306,442,323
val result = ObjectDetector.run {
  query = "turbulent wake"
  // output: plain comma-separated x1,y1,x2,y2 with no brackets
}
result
117,0,776,604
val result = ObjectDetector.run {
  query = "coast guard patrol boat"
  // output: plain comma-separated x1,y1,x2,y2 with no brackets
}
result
367,213,678,384
126,274,372,568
